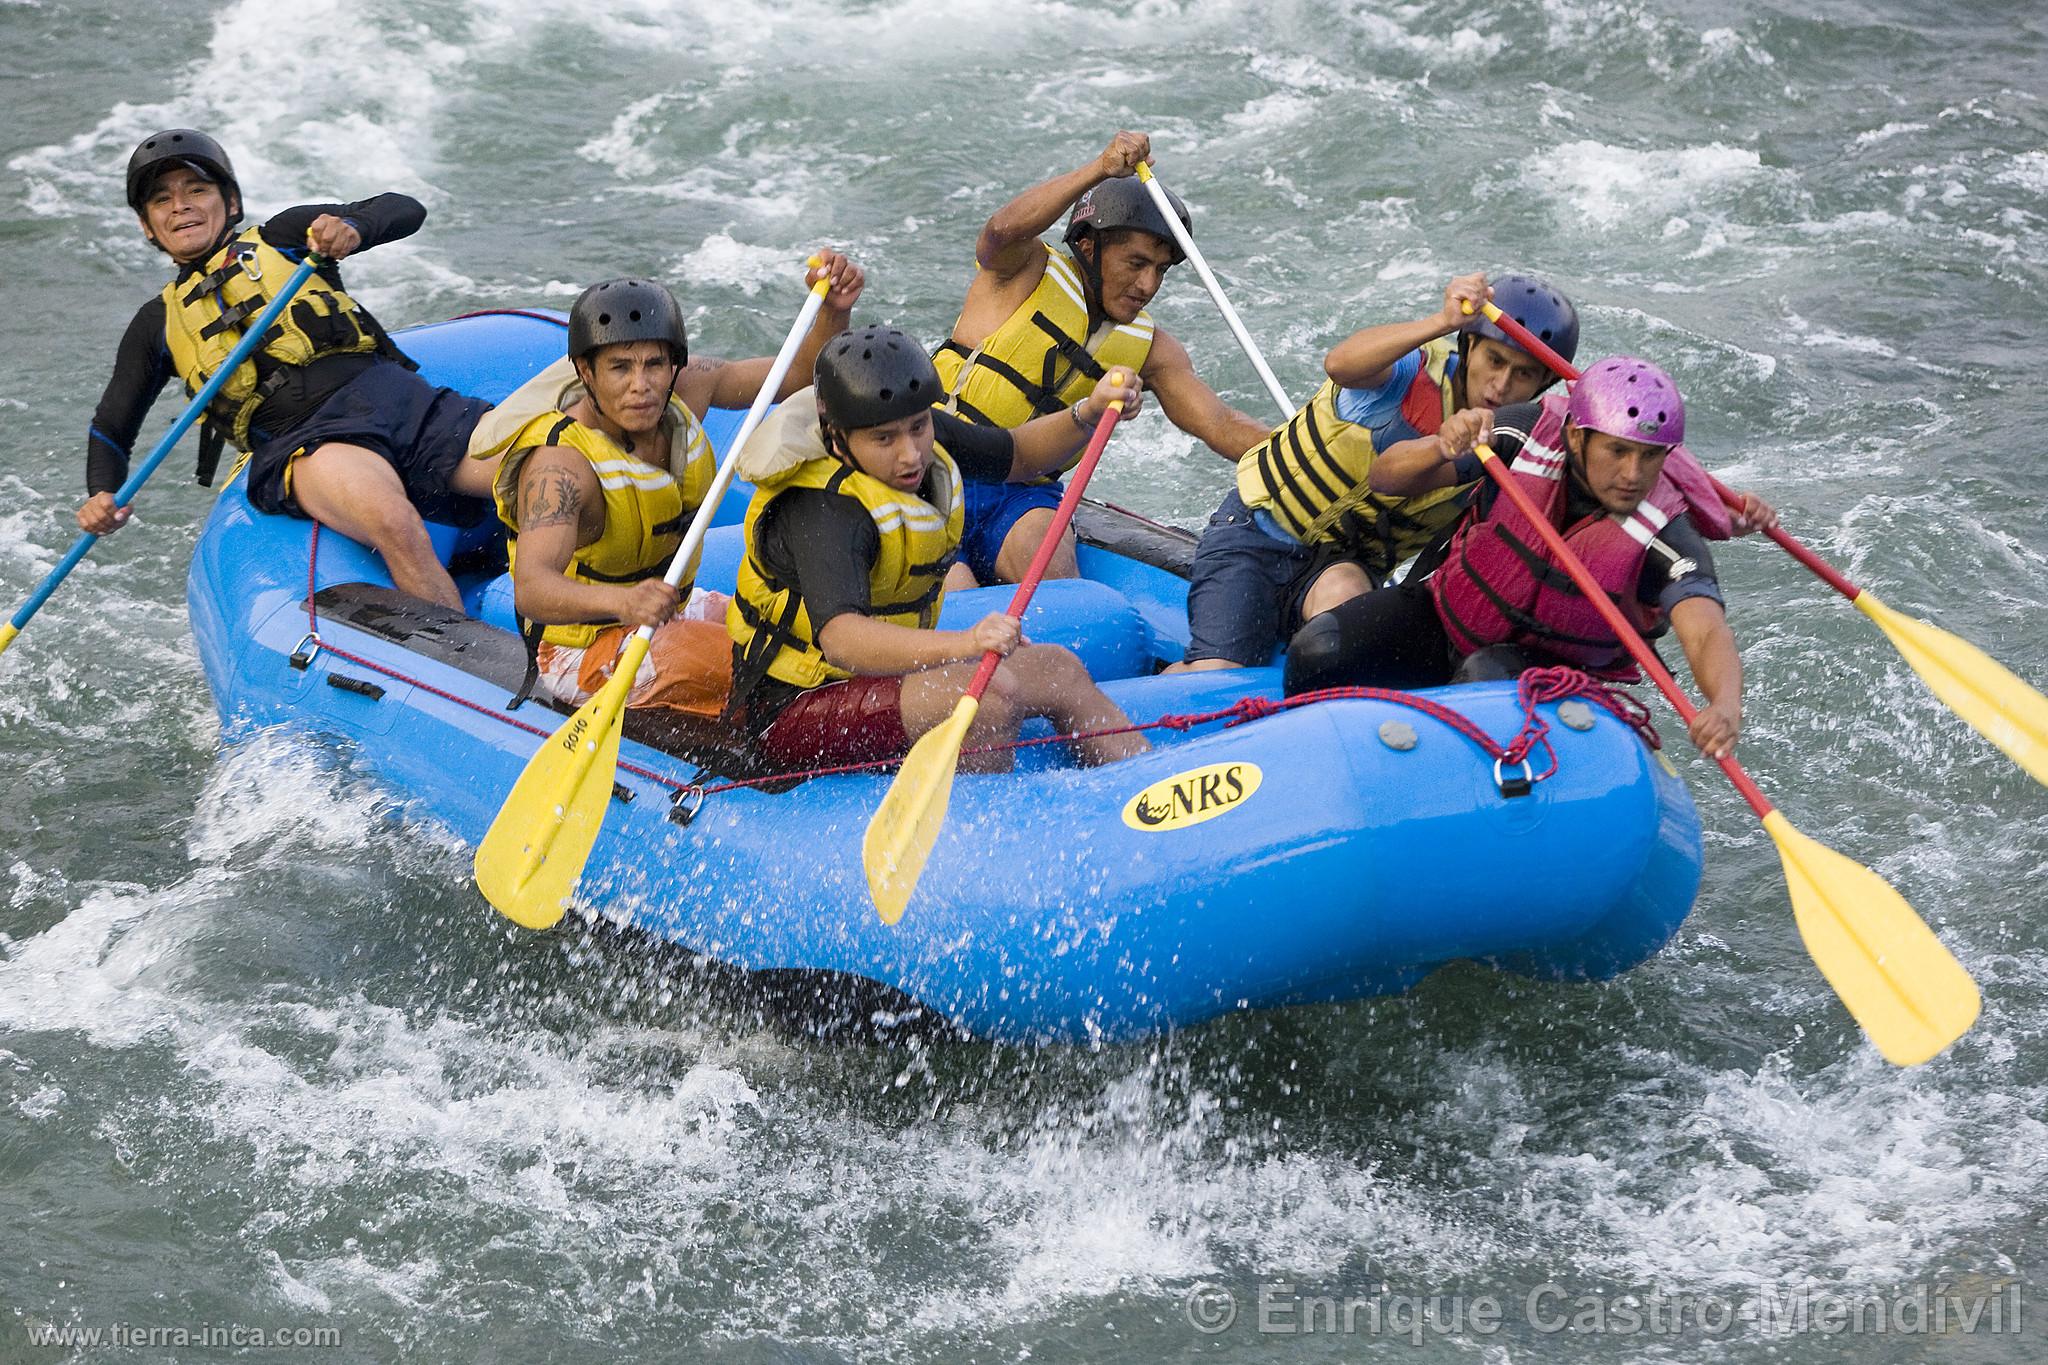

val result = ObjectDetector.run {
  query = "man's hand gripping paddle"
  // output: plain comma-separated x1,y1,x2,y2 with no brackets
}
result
474,263,833,930
1471,439,1979,1066
862,390,1130,924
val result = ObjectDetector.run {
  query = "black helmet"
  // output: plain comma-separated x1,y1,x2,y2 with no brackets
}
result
1470,273,1580,366
1062,177,1189,264
126,128,242,223
814,327,940,432
568,278,688,366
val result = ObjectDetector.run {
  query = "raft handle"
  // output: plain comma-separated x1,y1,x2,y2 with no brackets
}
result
288,633,320,670
326,673,386,702
1493,757,1535,799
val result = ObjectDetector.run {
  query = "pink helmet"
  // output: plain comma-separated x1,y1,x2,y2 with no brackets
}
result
1567,356,1685,447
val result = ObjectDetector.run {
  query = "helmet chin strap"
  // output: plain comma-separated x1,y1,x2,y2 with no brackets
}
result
1071,233,1109,330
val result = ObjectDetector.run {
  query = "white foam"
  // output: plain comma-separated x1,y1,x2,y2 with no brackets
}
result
1854,121,1929,148
675,233,808,296
1530,140,1766,230
1996,150,2048,195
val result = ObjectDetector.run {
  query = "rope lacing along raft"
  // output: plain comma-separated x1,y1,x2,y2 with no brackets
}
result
290,525,1660,818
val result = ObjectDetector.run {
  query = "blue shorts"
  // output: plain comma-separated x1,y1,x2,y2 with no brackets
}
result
959,478,1067,583
246,362,493,521
1183,490,1331,666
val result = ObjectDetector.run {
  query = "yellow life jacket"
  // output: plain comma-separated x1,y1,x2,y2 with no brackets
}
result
729,415,965,696
159,226,391,452
1234,338,1466,582
932,243,1154,447
487,367,716,650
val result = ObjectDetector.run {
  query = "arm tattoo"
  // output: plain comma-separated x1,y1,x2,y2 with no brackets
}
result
522,467,585,531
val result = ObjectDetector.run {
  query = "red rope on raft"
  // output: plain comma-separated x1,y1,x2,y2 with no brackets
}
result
297,525,1660,802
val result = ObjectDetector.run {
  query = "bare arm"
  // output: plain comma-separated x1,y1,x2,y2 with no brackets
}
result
1005,368,1145,481
818,611,1019,675
1369,408,1494,496
678,252,865,416
1325,272,1489,389
1669,595,1743,758
511,451,677,631
1142,329,1272,462
976,131,1152,278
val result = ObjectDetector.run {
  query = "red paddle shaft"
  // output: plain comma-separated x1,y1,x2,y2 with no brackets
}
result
1478,303,1862,602
964,402,1126,698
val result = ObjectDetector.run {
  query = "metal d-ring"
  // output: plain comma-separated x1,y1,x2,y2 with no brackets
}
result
1493,756,1535,799
667,785,707,827
287,632,321,670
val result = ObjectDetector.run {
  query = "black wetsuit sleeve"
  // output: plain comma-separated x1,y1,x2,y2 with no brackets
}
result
258,195,426,254
758,490,881,629
931,408,1017,483
1640,511,1723,611
86,297,176,495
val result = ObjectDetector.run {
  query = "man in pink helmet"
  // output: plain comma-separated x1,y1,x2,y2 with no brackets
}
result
1283,357,1763,758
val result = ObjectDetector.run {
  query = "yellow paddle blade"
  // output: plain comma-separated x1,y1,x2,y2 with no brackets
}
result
1856,591,2048,787
473,650,640,931
0,623,16,655
863,695,979,925
1764,809,1981,1066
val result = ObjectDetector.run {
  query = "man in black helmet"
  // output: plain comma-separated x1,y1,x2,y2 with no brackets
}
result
80,128,496,611
933,131,1270,588
728,327,1149,770
471,259,865,715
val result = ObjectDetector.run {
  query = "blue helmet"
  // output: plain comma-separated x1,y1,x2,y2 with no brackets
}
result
1471,274,1579,366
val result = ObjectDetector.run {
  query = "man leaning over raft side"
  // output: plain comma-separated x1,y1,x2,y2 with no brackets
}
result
80,129,498,611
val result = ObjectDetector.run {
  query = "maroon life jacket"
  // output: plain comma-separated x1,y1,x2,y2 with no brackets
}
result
1428,393,1709,679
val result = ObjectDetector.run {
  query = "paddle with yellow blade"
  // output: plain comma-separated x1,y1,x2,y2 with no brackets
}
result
1471,297,2048,788
1133,161,1295,421
474,262,834,930
1472,437,1980,1065
863,385,1130,925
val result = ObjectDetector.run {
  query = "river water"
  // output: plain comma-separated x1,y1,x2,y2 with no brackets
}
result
3,0,2046,1360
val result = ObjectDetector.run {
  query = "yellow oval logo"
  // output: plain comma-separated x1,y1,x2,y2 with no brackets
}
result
1121,762,1263,832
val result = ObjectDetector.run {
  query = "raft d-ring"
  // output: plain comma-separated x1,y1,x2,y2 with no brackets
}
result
1493,757,1535,799
667,785,707,827
287,632,321,670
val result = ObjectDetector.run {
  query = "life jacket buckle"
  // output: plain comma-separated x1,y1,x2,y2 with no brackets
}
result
1493,756,1535,799
667,784,707,827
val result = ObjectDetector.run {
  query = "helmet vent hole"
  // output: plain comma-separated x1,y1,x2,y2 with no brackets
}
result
879,387,894,401
629,309,642,322
597,312,612,326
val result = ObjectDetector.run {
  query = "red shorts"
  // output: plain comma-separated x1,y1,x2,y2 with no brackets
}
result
757,675,908,768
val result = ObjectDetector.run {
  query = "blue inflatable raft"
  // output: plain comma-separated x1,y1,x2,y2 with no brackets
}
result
187,311,1704,1043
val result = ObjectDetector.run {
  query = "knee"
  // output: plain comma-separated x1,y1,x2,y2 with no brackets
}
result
976,669,1022,731
1283,609,1355,696
1006,643,1087,692
1450,645,1533,684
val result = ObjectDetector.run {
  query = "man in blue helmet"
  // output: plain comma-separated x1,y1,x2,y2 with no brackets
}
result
932,130,1272,588
1174,272,1581,671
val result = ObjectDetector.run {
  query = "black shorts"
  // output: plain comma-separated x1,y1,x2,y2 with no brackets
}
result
245,362,493,521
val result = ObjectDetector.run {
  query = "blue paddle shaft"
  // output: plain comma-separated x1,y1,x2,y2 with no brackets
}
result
7,253,323,635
